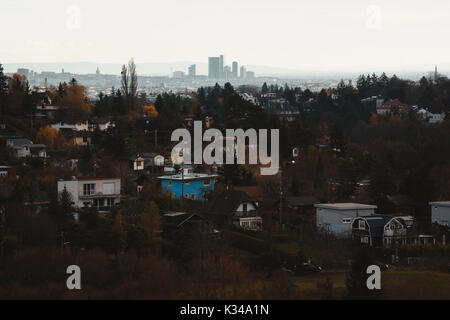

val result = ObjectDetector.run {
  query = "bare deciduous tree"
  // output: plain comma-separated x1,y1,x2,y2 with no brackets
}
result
121,64,129,99
120,58,138,110
128,58,138,109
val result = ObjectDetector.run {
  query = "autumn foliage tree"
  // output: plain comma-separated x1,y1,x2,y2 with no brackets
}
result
59,81,91,119
36,125,65,150
143,105,158,119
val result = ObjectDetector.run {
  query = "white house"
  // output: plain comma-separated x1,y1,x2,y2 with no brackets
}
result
131,153,165,171
209,190,263,231
57,176,121,209
314,203,377,237
51,121,89,131
132,156,145,171
90,119,115,131
429,201,450,227
416,109,446,124
6,139,47,158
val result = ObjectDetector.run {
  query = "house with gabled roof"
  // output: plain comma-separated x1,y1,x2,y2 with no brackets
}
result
6,138,47,158
352,214,433,247
208,190,263,230
314,203,377,237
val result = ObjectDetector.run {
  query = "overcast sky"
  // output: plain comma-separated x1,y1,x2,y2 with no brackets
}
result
1,0,449,71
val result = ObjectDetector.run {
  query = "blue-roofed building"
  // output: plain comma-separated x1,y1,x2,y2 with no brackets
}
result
157,168,218,201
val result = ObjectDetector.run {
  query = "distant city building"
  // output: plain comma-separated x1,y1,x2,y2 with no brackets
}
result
96,67,100,75
223,65,232,80
240,66,246,79
17,68,29,76
219,55,224,78
246,71,255,79
173,71,185,78
232,61,238,78
188,64,196,77
208,57,220,79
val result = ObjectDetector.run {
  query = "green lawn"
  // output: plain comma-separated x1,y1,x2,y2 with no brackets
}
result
289,269,450,299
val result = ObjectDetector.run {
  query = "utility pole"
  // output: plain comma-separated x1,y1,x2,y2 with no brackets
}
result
279,169,283,231
154,129,157,147
181,161,184,200
0,206,5,258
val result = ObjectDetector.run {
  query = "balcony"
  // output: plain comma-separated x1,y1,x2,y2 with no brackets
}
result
79,192,120,199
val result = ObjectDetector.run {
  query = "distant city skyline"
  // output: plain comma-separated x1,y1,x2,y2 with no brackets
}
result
1,0,450,72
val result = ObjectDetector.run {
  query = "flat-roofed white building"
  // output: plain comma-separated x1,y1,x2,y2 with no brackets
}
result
314,203,377,237
57,176,121,210
429,201,450,227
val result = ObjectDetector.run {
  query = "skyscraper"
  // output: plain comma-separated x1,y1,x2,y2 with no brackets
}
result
188,64,196,77
240,65,246,79
219,55,224,78
224,65,232,80
232,61,238,79
208,57,220,79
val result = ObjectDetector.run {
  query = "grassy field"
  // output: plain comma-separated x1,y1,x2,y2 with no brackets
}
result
222,228,449,299
290,269,450,299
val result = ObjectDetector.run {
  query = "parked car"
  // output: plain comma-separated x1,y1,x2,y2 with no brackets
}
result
294,262,322,276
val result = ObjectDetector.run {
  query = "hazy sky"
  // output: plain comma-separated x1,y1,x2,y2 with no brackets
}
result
1,0,449,71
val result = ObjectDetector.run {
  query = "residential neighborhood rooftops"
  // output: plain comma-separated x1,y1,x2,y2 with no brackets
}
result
314,203,377,210
354,214,419,237
7,138,32,148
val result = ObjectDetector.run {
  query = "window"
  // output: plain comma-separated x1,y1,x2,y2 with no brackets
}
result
358,220,366,230
103,182,115,195
83,183,95,195
106,198,114,207
167,180,172,186
361,236,369,244
184,194,189,199
203,179,211,186
342,218,352,224
191,193,196,200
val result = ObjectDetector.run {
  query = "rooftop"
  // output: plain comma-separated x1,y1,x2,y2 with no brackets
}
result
314,203,377,210
429,201,450,207
59,176,120,181
157,173,218,181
